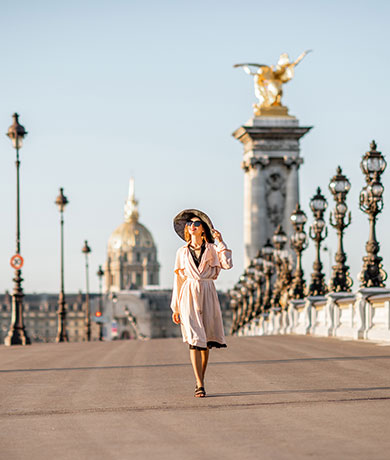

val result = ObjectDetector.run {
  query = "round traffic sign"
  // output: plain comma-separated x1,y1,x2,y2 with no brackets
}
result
10,254,24,270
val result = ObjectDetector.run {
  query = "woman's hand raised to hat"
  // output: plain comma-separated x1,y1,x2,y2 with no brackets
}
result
212,229,222,243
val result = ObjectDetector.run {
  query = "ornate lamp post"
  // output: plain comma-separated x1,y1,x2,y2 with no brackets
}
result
229,289,239,334
329,166,353,292
261,240,274,312
5,113,30,346
359,141,387,287
308,188,328,296
96,265,104,341
238,275,249,327
271,225,290,309
289,204,308,299
244,265,257,321
55,188,69,342
82,240,92,341
231,285,243,334
253,251,265,316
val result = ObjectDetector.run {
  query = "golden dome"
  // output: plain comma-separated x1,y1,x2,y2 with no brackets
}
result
108,220,156,252
105,179,160,291
108,178,156,252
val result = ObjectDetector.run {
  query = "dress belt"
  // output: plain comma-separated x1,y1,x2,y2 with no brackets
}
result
186,278,214,282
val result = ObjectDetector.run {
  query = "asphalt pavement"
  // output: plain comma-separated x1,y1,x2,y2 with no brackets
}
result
1,335,390,459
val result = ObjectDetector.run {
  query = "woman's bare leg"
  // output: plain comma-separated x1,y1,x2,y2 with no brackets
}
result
190,349,203,387
201,349,209,382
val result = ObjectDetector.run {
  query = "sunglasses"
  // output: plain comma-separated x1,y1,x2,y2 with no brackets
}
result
186,221,202,227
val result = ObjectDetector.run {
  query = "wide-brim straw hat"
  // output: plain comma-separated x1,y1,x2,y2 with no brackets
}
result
173,209,215,243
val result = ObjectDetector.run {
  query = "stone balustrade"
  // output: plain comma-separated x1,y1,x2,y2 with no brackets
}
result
238,288,390,342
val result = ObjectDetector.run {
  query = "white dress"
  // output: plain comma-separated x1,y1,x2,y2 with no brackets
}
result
170,241,233,348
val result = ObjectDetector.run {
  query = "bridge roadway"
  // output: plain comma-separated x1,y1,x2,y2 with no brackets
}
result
1,335,390,459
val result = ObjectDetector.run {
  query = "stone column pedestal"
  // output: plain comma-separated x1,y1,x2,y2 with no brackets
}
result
332,292,360,339
309,296,328,336
359,288,390,341
233,115,311,266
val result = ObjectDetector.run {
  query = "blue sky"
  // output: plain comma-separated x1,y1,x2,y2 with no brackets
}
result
0,0,389,293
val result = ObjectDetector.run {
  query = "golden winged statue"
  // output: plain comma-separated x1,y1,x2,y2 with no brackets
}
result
234,50,311,116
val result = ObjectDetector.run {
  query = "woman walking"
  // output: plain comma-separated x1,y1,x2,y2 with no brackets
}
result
170,209,233,398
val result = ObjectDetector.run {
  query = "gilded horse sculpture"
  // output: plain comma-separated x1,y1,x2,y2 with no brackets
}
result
234,50,311,116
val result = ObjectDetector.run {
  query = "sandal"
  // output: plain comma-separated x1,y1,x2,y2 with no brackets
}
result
194,386,206,398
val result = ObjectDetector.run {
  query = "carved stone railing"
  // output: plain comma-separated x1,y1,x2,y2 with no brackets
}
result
237,288,390,342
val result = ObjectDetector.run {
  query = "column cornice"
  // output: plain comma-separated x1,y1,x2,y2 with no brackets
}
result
233,125,312,145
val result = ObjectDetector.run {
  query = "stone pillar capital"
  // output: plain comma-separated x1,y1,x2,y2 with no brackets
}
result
283,156,304,169
242,156,270,172
241,160,250,172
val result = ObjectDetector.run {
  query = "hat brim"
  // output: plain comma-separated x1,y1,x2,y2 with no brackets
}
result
173,209,215,243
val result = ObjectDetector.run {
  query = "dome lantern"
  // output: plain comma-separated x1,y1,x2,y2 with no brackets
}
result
124,177,139,223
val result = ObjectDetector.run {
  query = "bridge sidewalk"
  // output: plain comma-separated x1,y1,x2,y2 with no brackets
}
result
1,335,390,459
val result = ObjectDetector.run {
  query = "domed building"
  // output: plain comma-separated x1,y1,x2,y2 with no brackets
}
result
105,179,160,292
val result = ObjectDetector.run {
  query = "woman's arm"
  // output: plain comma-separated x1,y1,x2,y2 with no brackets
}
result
170,248,185,323
170,271,184,313
212,230,233,270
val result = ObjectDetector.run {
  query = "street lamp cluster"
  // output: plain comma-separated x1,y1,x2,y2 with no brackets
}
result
230,140,387,335
4,114,106,346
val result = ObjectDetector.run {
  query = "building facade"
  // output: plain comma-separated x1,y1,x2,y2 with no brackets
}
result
0,292,101,343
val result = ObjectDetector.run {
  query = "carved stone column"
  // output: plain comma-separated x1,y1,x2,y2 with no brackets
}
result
233,116,311,266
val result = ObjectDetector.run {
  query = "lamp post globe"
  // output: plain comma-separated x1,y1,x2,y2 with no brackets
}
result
291,205,307,226
56,187,69,342
55,187,68,212
272,225,288,250
360,141,387,177
7,113,27,150
5,113,30,346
